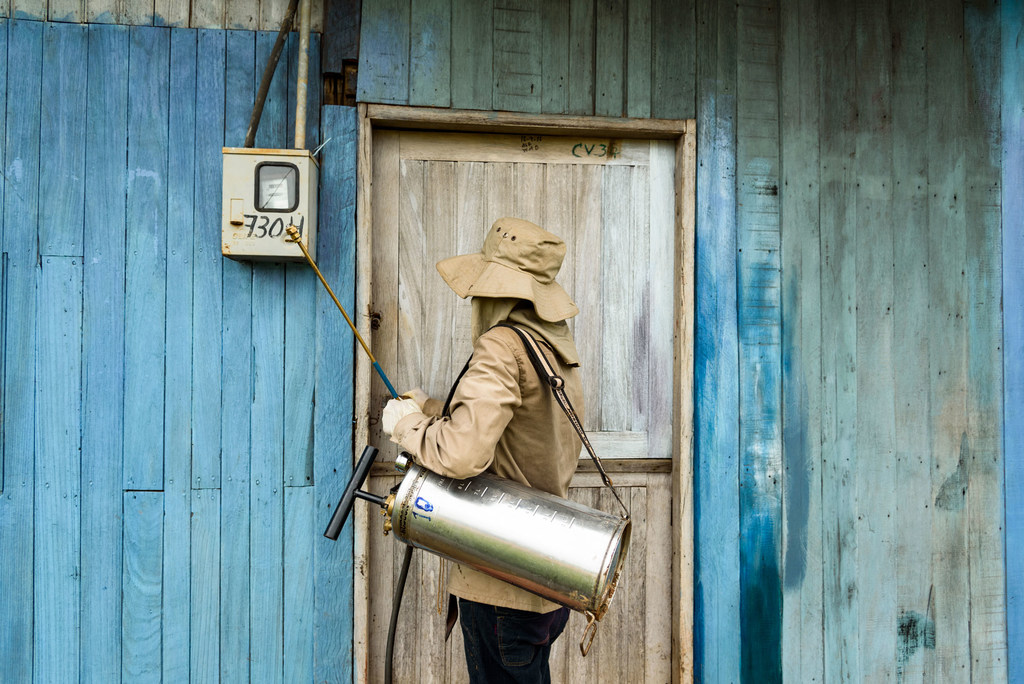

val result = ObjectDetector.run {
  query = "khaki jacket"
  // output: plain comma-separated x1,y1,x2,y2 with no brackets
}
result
392,324,584,613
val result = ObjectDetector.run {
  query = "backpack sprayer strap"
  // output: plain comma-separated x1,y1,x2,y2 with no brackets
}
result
496,324,630,520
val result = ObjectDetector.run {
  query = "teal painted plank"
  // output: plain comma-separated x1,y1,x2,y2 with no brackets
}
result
192,28,225,490
39,22,86,257
736,2,783,680
568,0,594,114
162,27,196,684
313,105,357,684
284,485,315,683
626,0,652,118
257,29,288,148
1005,2,1024,681
0,19,41,683
221,29,254,684
250,259,286,683
285,31,318,487
540,0,569,114
0,18,5,493
124,25,169,491
925,1,970,678
595,0,625,117
357,0,410,104
853,2,897,679
962,2,1007,678
819,0,859,679
451,0,492,110
779,0,823,679
693,0,740,679
81,23,129,682
409,0,451,107
191,488,221,682
652,0,695,119
34,257,83,684
493,0,542,113
890,1,934,680
250,33,287,683
122,491,164,682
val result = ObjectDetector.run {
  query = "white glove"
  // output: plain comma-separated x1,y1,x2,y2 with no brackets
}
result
401,388,430,409
382,397,423,436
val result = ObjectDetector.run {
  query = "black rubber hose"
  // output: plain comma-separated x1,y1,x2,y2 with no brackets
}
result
385,544,415,684
244,0,301,148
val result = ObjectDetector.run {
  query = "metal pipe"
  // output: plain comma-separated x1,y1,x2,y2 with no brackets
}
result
294,0,312,149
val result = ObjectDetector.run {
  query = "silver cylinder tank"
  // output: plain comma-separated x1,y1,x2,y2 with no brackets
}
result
387,461,631,619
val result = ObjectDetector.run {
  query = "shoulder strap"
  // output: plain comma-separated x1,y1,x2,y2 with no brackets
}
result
495,324,629,519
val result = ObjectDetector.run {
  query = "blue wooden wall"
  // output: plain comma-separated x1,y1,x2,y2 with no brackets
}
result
351,0,1016,681
0,20,358,683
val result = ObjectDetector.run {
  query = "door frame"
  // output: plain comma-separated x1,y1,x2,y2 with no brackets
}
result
351,103,696,683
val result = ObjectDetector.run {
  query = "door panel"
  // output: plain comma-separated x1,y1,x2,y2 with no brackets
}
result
363,129,679,682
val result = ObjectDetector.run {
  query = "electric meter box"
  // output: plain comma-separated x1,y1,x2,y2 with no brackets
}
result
222,147,318,261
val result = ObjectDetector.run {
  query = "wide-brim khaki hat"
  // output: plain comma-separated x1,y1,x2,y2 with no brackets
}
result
436,217,579,322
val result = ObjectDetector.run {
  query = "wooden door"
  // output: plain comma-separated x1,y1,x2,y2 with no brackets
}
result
358,127,688,683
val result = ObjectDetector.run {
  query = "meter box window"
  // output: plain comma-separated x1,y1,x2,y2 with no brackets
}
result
222,148,318,261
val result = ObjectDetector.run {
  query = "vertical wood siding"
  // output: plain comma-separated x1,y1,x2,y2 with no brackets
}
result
0,0,325,30
1003,3,1024,683
0,21,356,683
351,0,1015,681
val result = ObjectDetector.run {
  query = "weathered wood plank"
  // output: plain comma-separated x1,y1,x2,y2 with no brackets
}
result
11,0,47,20
357,0,410,104
693,0,740,678
493,0,542,113
648,141,674,457
313,105,358,684
34,257,83,684
39,22,86,257
162,27,196,684
226,0,258,29
601,164,633,431
88,0,123,23
1003,2,1024,681
49,0,83,21
963,2,1007,680
190,488,221,682
451,0,491,110
567,0,594,114
453,161,487,350
853,1,897,678
220,29,254,684
629,164,650,435
410,0,451,107
192,28,226,490
124,0,157,24
652,0,695,119
250,259,286,684
626,0,652,118
0,20,42,681
283,30,320,487
248,31,287,683
540,0,568,114
736,2,783,678
572,164,603,431
192,0,227,28
284,485,315,683
926,1,970,678
779,0,824,678
80,22,129,683
595,0,625,117
122,491,164,682
819,0,859,679
890,0,934,680
124,25,169,490
512,161,544,224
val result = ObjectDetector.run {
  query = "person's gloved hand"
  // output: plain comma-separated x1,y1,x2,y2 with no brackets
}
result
381,397,423,436
401,388,430,409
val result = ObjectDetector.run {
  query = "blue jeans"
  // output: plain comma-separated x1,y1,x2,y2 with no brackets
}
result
458,598,570,683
